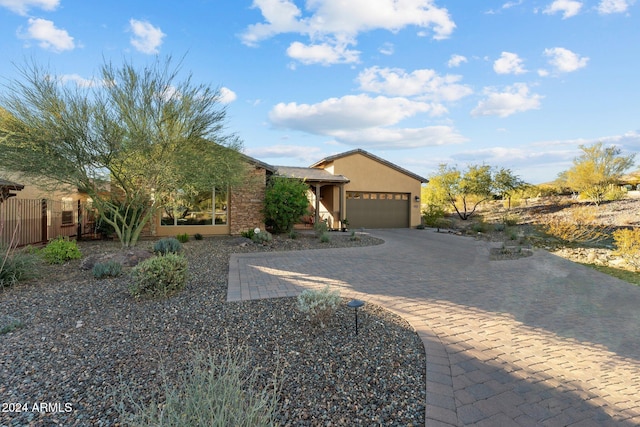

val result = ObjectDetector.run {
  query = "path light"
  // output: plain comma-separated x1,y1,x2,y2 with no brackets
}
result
347,299,365,335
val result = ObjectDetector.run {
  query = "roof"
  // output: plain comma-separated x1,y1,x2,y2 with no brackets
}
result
310,148,429,183
0,178,25,190
274,166,350,184
238,152,277,172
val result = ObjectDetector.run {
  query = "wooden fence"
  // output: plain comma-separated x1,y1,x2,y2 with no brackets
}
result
0,198,96,247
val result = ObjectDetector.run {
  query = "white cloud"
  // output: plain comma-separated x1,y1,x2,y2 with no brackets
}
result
447,54,467,68
379,42,394,55
544,47,589,73
329,125,468,148
597,0,635,14
60,74,104,88
471,83,543,118
219,87,237,104
286,41,360,65
493,52,527,75
0,0,58,15
244,144,323,162
20,18,75,52
129,19,165,54
270,94,433,132
356,66,473,102
242,0,455,64
268,94,465,148
543,0,583,18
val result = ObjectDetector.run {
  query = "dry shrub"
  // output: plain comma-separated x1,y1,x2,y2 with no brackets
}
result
542,205,611,244
613,228,640,271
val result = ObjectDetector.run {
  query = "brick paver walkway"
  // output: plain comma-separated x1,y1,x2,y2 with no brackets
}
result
227,229,640,426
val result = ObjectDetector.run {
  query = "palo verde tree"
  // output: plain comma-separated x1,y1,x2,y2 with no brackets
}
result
425,164,525,220
563,142,635,205
0,57,246,247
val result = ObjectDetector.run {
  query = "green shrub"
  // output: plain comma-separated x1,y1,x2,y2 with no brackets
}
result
319,232,330,243
153,237,183,255
176,233,189,243
121,347,279,427
613,228,640,271
240,229,256,239
0,248,40,288
263,177,310,233
0,315,24,335
252,230,273,244
288,229,298,239
92,260,123,279
471,221,488,233
604,184,627,202
297,285,341,328
129,254,188,298
421,204,446,227
41,237,82,264
494,223,506,232
313,220,328,237
194,233,203,241
349,230,359,241
433,217,453,230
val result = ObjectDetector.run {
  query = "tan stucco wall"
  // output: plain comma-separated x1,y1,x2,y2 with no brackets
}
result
322,153,423,227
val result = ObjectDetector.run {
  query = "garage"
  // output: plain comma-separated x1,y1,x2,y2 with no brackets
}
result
346,191,410,228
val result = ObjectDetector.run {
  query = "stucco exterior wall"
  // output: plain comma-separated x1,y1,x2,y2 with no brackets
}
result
324,153,423,227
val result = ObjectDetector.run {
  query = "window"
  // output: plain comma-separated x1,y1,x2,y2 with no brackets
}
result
161,188,227,226
61,197,74,225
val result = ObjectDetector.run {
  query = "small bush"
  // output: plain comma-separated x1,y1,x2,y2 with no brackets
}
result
0,315,24,335
503,213,520,226
41,237,82,264
153,237,183,255
297,285,341,328
241,229,256,239
319,232,330,243
288,230,298,239
121,347,279,427
313,220,328,237
604,184,627,202
194,233,203,241
176,233,189,243
613,228,640,271
542,206,611,245
421,204,446,227
433,217,453,230
129,254,188,298
0,248,40,288
471,221,488,233
494,223,506,232
92,260,123,279
252,230,273,244
349,230,360,241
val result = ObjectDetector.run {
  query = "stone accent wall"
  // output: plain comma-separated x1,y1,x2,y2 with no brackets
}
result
230,167,267,235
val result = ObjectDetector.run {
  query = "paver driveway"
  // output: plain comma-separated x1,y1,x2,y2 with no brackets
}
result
228,229,640,426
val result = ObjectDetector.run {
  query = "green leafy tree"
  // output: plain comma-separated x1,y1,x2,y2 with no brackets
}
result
0,57,245,247
564,142,635,205
493,167,526,209
263,177,310,233
426,164,494,220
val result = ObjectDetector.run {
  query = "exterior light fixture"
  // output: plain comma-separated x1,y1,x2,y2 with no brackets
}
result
414,195,420,202
347,299,365,335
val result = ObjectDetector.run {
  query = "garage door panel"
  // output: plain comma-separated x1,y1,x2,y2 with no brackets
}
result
346,192,409,228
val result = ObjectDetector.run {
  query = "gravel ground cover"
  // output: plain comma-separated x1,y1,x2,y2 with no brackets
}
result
1,232,425,426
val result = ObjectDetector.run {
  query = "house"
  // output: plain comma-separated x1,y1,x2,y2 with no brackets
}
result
305,149,427,229
0,178,24,202
154,148,426,237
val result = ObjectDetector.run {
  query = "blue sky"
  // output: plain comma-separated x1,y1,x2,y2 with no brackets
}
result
1,0,639,183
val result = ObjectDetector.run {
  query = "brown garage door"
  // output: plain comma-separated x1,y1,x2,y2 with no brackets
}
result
346,192,410,228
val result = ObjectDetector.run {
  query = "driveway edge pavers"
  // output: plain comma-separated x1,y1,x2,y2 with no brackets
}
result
228,230,640,426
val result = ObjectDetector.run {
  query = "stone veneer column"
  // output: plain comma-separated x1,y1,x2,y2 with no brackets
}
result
229,167,267,235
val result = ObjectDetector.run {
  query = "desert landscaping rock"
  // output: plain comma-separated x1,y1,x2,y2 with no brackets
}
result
0,233,425,426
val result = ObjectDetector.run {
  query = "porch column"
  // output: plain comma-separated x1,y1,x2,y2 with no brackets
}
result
339,184,345,227
314,183,321,226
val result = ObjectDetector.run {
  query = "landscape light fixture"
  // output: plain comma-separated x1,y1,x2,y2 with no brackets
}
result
414,195,420,202
347,299,365,335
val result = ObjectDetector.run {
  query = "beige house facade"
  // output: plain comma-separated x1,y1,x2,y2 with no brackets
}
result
308,149,427,229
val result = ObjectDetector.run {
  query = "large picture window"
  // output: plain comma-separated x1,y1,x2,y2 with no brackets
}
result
161,188,227,226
